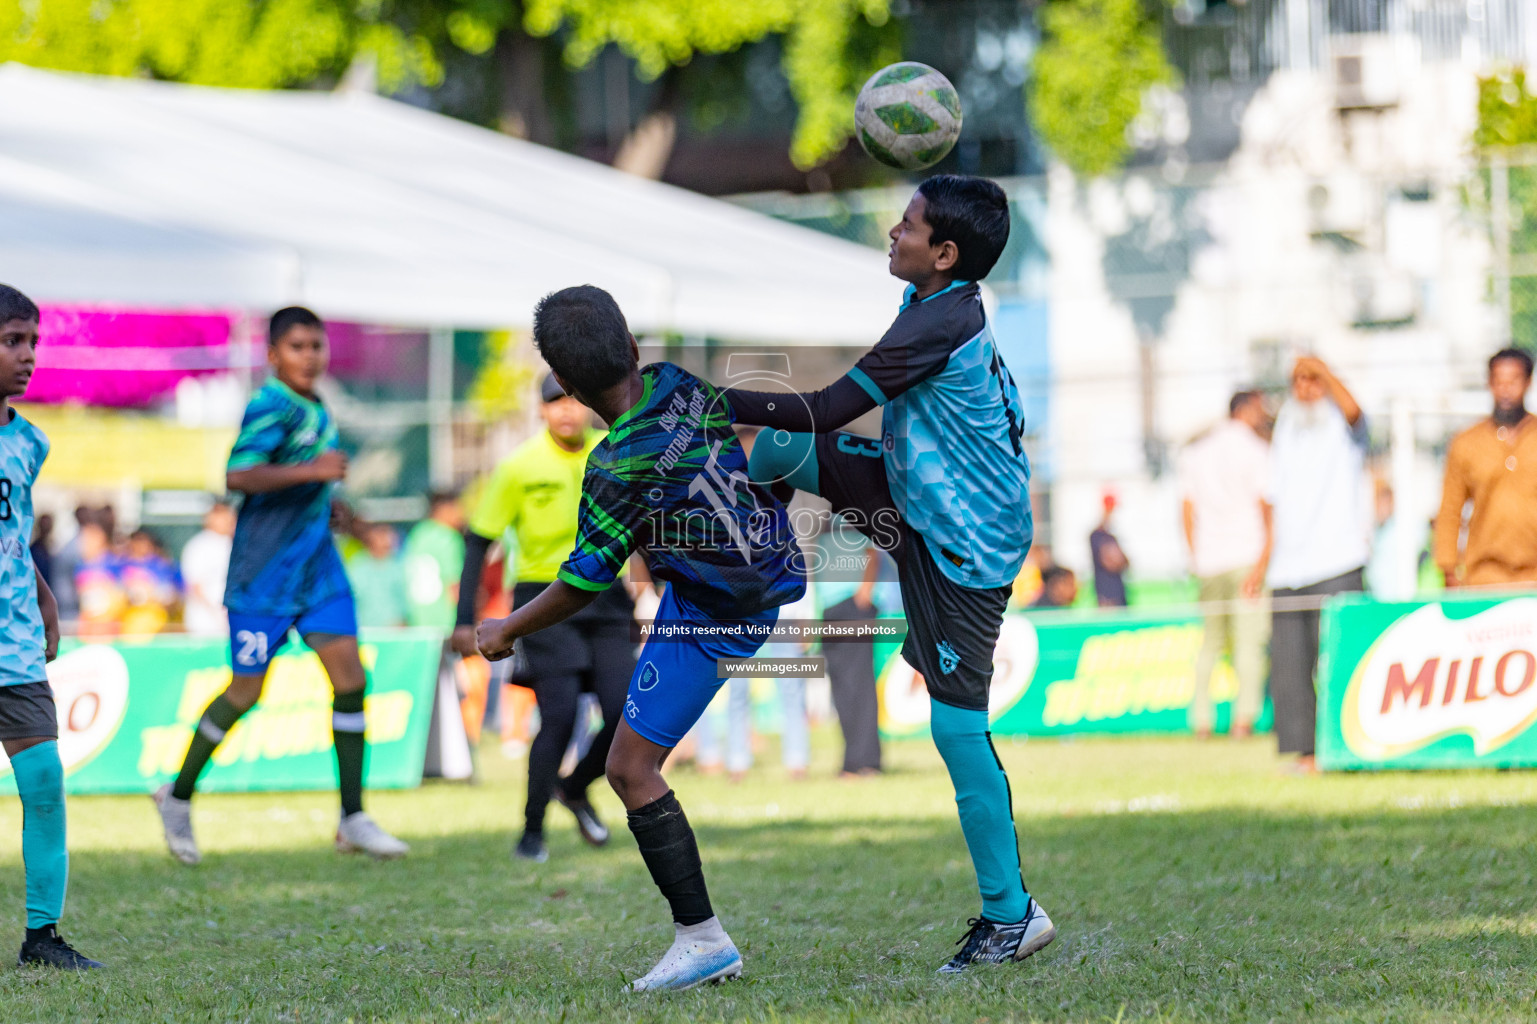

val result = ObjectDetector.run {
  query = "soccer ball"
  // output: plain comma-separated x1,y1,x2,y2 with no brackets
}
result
854,62,963,171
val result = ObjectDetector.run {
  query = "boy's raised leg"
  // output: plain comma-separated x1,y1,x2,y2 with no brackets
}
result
607,720,740,992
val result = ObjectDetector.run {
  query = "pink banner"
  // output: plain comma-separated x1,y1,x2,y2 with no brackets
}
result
32,307,236,407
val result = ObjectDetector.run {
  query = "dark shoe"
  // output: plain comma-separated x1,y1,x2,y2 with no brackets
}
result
18,926,104,970
554,783,610,846
938,900,1056,974
514,830,548,863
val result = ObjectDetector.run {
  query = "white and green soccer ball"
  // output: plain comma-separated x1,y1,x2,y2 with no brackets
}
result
854,62,963,171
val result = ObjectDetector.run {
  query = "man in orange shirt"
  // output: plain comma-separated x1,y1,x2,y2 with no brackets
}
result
1434,348,1537,588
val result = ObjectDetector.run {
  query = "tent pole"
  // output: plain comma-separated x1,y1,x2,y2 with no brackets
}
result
428,325,454,489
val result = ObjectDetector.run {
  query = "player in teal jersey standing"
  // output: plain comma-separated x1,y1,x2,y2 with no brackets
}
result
726,176,1055,973
0,285,102,969
154,307,408,864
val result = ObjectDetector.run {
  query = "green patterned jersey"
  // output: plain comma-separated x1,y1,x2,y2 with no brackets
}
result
557,363,805,618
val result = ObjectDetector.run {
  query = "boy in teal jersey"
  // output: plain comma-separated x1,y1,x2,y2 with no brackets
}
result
0,285,102,969
154,307,408,864
725,176,1055,973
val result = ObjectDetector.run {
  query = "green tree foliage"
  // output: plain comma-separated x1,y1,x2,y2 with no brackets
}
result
0,0,892,170
1474,68,1537,347
1029,0,1173,178
0,0,439,90
1476,67,1537,148
517,0,894,169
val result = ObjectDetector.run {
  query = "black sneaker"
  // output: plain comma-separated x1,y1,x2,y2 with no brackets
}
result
554,782,610,846
513,830,548,863
938,899,1056,974
18,926,104,970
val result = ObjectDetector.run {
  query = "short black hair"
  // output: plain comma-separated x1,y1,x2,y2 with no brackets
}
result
531,286,635,400
1229,390,1262,417
1041,565,1075,587
916,175,1011,281
1489,347,1534,380
426,489,459,511
0,284,39,326
269,306,323,345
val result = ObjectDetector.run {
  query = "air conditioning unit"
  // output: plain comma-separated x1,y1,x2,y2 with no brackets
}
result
1332,35,1401,111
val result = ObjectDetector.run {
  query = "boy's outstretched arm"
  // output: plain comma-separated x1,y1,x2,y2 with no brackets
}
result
723,315,956,432
725,375,878,433
475,580,597,661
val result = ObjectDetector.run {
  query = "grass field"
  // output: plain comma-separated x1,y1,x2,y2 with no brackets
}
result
1,732,1534,1023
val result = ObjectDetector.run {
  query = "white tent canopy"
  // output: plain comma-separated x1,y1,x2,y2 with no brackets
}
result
0,64,901,342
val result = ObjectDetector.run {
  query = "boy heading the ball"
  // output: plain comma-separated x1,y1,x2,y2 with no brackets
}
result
0,285,102,970
475,285,805,991
724,174,1056,973
154,307,408,864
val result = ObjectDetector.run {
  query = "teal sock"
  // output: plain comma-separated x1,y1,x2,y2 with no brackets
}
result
333,689,366,817
929,699,1031,924
12,741,68,929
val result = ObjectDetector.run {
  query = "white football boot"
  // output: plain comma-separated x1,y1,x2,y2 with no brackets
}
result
153,783,201,866
335,812,410,860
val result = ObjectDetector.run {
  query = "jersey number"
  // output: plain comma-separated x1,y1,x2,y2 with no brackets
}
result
234,630,269,668
0,478,12,521
688,441,757,563
987,349,1025,457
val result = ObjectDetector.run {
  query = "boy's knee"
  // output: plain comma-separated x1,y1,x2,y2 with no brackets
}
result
748,430,818,493
225,676,265,711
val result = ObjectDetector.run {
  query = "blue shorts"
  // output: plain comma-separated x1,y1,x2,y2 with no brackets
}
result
226,591,358,676
624,587,777,748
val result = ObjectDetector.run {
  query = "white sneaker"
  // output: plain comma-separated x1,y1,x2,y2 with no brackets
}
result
631,918,743,992
153,784,200,866
335,812,409,860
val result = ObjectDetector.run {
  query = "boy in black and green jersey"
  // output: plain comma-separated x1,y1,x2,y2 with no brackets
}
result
476,286,804,991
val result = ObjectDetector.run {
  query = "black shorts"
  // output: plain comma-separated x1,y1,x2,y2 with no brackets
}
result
511,581,636,688
814,431,1011,713
0,681,59,741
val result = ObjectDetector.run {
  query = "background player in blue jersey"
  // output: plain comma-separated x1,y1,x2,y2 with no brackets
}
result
724,175,1056,973
476,286,805,992
154,307,408,864
0,285,101,969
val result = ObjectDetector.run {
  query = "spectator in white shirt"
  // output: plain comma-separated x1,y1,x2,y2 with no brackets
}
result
180,500,235,635
1179,390,1272,739
1266,357,1369,771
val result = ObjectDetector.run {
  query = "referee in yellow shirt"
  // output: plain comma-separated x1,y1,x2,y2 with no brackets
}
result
453,373,636,862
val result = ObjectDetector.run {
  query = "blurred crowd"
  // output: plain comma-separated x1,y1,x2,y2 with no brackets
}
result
1011,348,1537,770
34,346,1532,777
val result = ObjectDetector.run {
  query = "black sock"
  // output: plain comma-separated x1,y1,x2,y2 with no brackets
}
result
25,924,56,943
172,694,245,800
333,689,366,817
626,790,714,926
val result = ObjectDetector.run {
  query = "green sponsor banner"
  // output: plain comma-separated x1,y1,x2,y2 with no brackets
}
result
0,629,442,795
878,610,1270,739
1318,593,1537,771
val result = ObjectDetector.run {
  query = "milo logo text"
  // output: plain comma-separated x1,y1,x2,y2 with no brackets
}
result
1343,601,1537,759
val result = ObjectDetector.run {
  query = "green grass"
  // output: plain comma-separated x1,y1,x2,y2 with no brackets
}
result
2,732,1535,1023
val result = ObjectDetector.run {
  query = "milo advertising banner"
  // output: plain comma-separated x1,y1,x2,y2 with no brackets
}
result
0,629,444,795
879,610,1268,738
1318,594,1537,770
